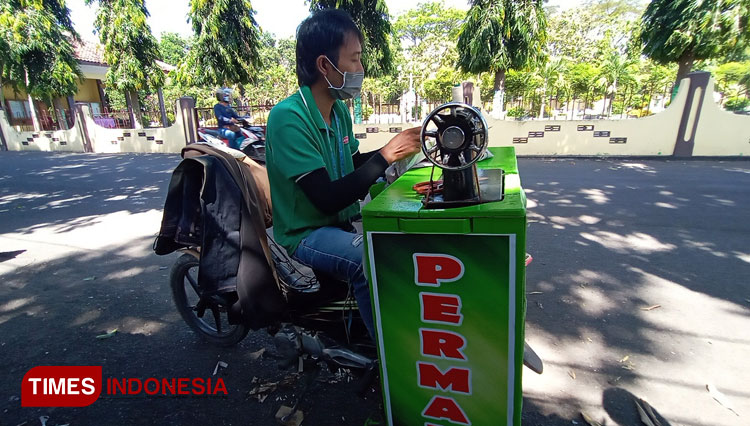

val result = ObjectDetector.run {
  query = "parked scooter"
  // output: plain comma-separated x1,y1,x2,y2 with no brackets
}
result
197,117,266,163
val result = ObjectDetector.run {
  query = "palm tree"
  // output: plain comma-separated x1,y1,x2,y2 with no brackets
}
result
536,59,565,119
457,0,547,116
598,52,637,118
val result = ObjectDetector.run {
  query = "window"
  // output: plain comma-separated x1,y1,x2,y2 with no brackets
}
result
8,100,30,119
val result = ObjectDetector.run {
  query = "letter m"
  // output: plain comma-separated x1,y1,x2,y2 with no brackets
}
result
417,362,471,394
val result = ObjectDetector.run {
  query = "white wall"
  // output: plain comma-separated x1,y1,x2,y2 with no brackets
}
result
0,110,86,152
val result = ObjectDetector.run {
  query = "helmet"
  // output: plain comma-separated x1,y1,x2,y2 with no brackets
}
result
215,87,232,103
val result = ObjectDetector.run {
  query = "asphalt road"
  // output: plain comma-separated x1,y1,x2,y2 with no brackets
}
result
0,152,748,426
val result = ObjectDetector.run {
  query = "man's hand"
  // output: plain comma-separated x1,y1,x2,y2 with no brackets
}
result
380,127,421,164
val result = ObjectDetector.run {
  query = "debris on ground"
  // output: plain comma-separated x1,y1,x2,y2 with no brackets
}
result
249,348,265,361
275,405,304,426
527,291,544,295
246,375,299,403
95,329,117,339
39,416,49,426
641,304,661,311
212,361,228,376
580,411,602,426
706,384,740,416
568,370,576,380
82,276,96,281
619,355,636,371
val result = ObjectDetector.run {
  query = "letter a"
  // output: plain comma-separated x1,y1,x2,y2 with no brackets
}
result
414,253,464,286
422,395,471,425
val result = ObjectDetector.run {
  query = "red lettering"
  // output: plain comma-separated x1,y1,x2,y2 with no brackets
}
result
178,378,189,395
193,378,205,395
421,293,463,325
111,378,126,395
417,362,471,394
213,378,228,395
127,379,142,394
144,378,159,395
162,378,175,395
420,329,466,360
414,254,464,286
422,396,471,425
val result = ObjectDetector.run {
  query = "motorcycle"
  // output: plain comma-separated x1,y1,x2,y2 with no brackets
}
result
197,117,266,163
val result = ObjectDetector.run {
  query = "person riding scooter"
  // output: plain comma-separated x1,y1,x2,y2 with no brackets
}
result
213,88,245,150
265,9,421,339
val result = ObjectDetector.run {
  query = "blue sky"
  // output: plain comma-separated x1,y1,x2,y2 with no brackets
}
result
68,0,576,41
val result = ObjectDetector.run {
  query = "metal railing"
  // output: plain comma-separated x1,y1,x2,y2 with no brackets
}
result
196,104,275,127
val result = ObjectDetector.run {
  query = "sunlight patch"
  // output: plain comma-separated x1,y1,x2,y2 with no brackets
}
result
580,231,676,254
0,296,35,312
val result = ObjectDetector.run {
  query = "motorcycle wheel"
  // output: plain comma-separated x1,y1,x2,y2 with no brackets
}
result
170,253,249,346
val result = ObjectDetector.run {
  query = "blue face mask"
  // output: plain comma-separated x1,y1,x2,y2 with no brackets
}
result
324,57,364,100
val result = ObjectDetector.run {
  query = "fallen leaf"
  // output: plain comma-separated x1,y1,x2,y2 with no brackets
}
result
249,348,266,361
641,304,661,311
536,301,544,309
527,291,544,295
581,412,602,426
634,399,657,426
95,328,117,339
586,337,593,343
620,355,630,363
83,276,96,281
706,384,740,416
568,370,576,380
275,405,304,426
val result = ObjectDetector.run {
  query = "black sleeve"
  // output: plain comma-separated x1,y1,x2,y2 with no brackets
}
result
297,152,389,215
352,150,379,168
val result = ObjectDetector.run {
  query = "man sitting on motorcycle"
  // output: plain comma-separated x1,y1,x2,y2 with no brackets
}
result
213,88,244,150
265,9,421,339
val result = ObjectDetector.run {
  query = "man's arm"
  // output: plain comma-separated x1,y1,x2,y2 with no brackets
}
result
297,152,388,215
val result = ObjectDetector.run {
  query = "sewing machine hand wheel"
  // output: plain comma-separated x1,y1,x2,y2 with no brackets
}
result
420,102,489,171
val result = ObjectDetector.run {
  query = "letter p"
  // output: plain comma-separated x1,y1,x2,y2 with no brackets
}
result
414,253,464,287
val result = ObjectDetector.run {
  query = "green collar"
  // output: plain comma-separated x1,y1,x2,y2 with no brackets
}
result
299,85,332,131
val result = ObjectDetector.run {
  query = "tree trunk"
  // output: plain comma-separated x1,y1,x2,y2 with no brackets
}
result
539,84,546,119
493,69,507,115
0,65,5,106
25,68,41,131
673,52,695,100
157,87,168,127
125,90,143,129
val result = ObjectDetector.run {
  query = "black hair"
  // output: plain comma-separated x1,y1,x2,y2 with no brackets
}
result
295,9,364,87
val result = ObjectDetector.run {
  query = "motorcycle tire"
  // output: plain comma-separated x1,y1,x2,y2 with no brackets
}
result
170,253,249,347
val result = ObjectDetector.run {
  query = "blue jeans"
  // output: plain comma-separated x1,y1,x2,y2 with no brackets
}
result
293,226,374,338
219,128,244,150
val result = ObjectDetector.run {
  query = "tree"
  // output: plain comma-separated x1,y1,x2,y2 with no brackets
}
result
159,32,191,66
1,0,82,130
87,0,165,128
598,51,637,117
641,0,750,90
177,0,261,87
392,1,465,110
458,0,547,115
308,0,394,77
245,33,297,105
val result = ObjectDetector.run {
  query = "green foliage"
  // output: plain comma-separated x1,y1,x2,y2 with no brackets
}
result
309,0,394,77
243,33,297,104
394,1,465,98
641,0,750,71
178,0,261,86
159,32,191,66
505,106,529,118
0,0,82,98
87,0,164,92
422,67,465,103
724,97,750,111
457,0,547,90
